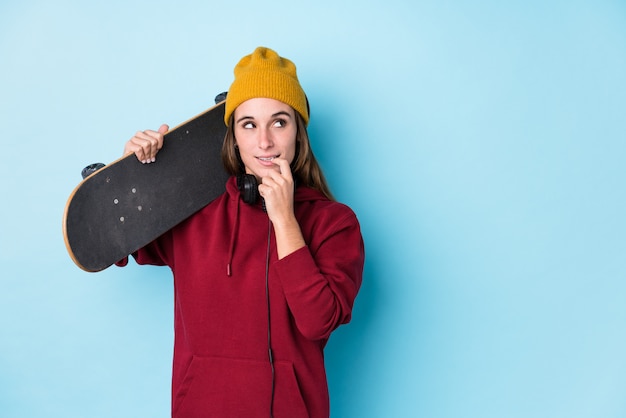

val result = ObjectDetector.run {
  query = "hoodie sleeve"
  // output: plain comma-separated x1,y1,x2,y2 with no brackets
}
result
273,208,364,341
115,229,175,268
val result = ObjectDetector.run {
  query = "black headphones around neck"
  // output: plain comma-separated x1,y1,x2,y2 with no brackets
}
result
237,174,260,205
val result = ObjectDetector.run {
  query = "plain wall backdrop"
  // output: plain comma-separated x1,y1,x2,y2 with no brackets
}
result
1,1,625,417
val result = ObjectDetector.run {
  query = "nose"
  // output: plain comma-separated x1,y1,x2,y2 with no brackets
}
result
257,127,273,149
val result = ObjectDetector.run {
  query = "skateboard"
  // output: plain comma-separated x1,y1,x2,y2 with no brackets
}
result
63,99,229,272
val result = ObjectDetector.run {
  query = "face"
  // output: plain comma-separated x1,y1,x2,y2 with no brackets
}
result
234,98,297,180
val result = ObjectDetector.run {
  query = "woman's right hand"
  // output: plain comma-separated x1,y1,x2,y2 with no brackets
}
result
123,124,169,163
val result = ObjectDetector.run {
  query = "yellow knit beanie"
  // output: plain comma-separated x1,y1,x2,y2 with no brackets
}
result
224,47,309,126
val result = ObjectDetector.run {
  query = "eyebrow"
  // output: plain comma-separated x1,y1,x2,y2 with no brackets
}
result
272,111,293,119
235,110,293,125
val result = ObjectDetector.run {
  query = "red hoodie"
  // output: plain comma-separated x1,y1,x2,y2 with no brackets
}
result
119,176,364,418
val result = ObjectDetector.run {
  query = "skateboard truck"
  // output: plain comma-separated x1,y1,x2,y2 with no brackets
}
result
81,163,106,179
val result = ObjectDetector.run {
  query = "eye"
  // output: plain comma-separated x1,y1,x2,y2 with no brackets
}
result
273,118,286,128
242,121,255,129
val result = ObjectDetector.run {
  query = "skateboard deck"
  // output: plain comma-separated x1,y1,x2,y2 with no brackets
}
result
63,101,229,272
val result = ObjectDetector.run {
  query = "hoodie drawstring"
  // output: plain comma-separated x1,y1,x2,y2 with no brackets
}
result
226,197,241,277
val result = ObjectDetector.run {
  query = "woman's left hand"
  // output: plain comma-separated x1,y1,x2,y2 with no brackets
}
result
258,158,306,258
258,158,295,224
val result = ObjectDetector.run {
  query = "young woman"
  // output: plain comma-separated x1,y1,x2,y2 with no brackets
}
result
120,47,364,418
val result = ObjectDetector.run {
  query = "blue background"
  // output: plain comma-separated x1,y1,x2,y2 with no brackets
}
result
1,1,625,417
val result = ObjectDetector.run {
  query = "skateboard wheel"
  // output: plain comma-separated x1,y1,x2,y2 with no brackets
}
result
215,91,227,104
81,163,106,179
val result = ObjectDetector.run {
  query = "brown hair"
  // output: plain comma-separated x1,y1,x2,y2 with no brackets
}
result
221,111,334,201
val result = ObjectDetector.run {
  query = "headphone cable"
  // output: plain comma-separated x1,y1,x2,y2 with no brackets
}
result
265,216,275,418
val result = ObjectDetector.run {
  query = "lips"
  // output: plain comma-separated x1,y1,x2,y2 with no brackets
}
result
257,155,279,163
